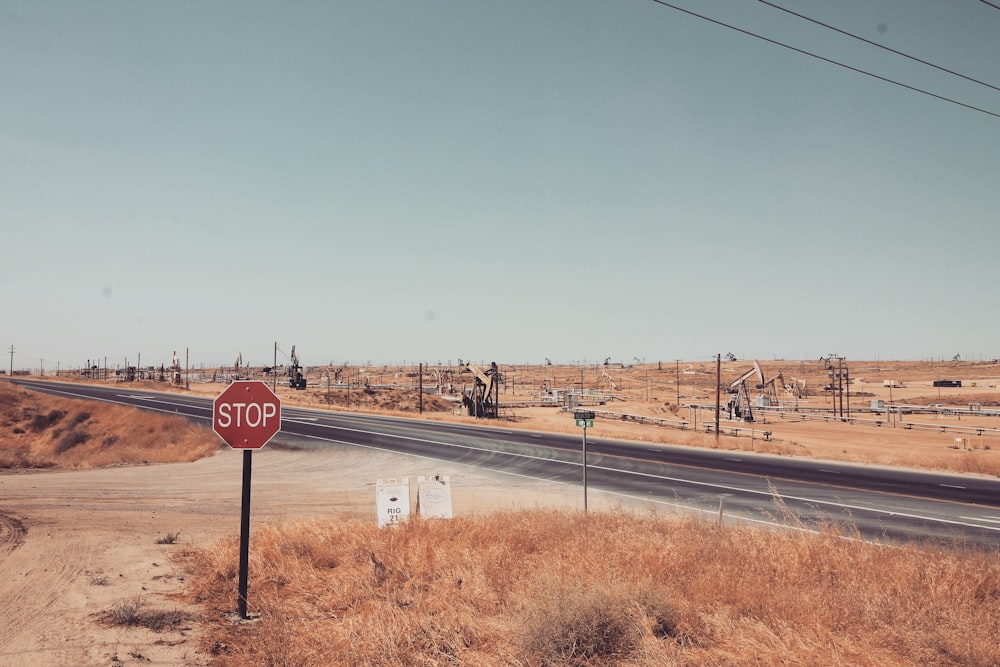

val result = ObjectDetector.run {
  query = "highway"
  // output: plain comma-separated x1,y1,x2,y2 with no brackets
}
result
12,379,1000,549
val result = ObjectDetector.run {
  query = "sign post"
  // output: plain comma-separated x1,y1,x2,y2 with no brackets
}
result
213,381,281,620
238,449,252,619
573,411,595,512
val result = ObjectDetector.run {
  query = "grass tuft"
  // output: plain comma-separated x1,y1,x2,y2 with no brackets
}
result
54,428,90,454
29,409,66,432
101,597,193,631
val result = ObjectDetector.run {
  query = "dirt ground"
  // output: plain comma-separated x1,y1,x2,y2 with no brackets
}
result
3,359,1000,666
0,435,601,666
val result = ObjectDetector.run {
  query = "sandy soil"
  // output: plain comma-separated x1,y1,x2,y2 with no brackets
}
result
5,360,1000,666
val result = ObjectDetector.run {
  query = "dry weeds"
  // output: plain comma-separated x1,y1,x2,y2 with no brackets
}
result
0,382,219,469
178,510,1000,666
98,596,195,632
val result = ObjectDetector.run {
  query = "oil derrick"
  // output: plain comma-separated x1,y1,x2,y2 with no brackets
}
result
461,361,500,418
171,350,182,385
288,345,307,390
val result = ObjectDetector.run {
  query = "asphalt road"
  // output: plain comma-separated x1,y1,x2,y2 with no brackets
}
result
13,379,1000,549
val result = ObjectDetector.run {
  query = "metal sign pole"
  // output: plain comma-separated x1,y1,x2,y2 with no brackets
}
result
238,449,252,619
582,421,588,512
574,410,595,513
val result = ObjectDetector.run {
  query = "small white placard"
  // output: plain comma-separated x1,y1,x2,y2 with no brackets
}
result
417,474,453,520
376,478,411,528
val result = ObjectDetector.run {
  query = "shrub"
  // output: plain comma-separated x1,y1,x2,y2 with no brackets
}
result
516,576,674,665
101,597,193,631
29,409,66,432
54,429,90,454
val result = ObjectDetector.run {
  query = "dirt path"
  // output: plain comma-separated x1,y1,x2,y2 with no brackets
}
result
0,442,591,666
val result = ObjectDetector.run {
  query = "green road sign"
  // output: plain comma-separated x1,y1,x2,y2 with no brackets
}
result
575,419,594,427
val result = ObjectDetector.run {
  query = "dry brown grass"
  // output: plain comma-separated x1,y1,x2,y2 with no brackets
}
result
177,510,1000,666
98,596,194,632
0,382,220,469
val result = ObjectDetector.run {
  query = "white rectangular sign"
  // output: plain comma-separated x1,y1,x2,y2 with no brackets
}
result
417,474,453,520
376,478,411,528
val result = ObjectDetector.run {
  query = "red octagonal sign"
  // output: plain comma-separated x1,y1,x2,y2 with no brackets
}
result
213,381,282,449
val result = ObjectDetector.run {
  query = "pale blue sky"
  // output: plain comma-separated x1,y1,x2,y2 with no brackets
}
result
2,0,998,371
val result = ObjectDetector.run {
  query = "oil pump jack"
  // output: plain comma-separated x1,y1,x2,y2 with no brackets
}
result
461,361,501,418
288,345,307,390
726,360,765,422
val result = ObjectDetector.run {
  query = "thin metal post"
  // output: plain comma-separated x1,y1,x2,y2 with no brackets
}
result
582,422,588,512
238,450,252,619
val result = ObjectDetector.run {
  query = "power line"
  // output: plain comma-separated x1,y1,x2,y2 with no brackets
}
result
759,0,1000,94
647,0,1000,120
979,0,1000,11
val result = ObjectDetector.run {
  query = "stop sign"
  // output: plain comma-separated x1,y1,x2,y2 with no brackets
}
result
213,381,282,449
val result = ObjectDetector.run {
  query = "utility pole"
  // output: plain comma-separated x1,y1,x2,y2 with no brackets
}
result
838,358,845,418
644,359,649,401
675,359,680,406
845,363,851,418
715,354,721,444
419,362,423,414
8,345,14,377
186,348,190,390
888,383,894,427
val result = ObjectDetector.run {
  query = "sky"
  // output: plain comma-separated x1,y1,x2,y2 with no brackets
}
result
2,0,999,371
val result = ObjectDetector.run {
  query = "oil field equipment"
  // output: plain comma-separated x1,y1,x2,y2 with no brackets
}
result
461,361,501,418
726,360,765,422
288,345,307,390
